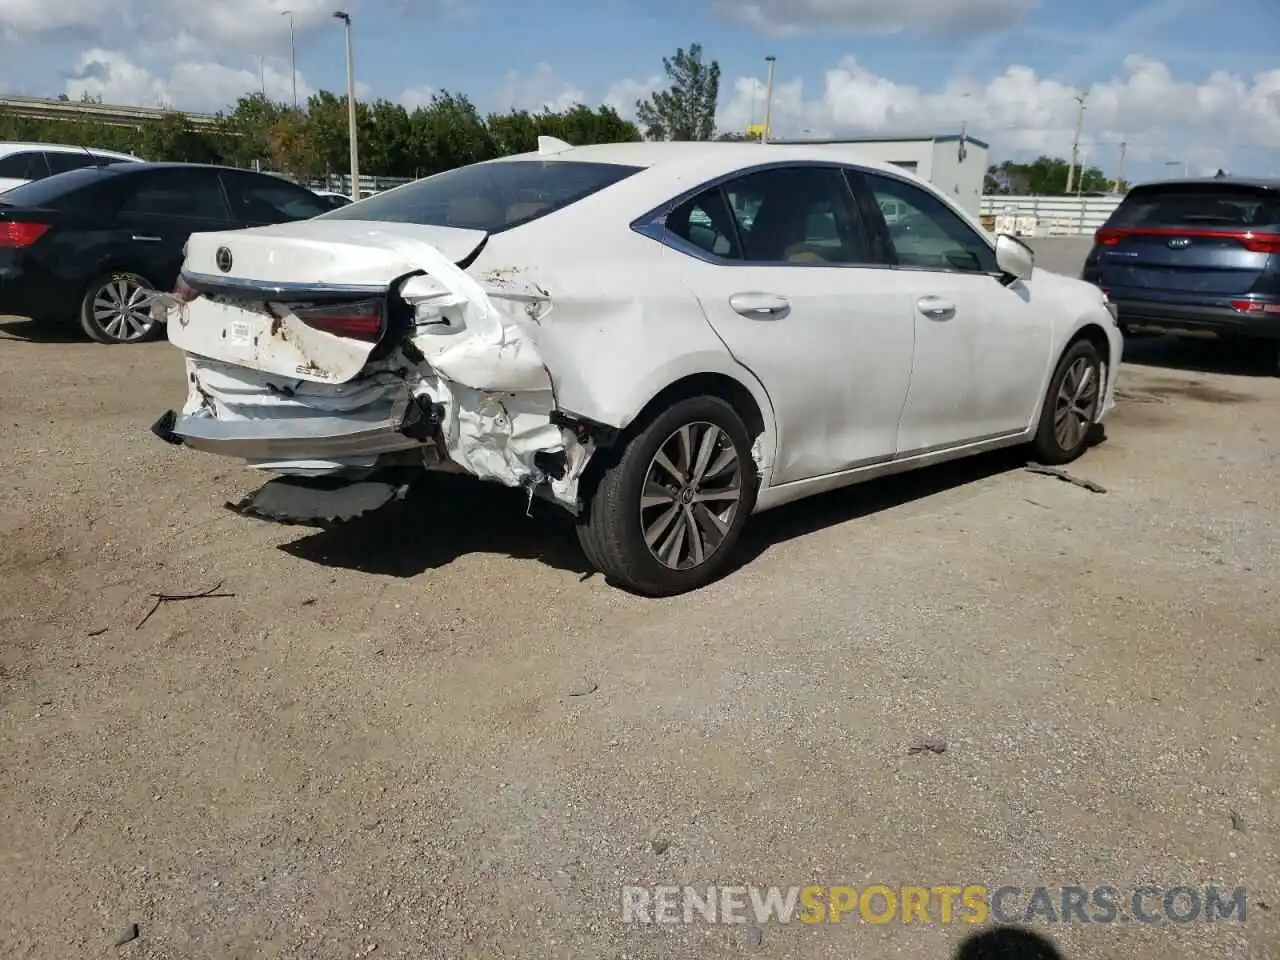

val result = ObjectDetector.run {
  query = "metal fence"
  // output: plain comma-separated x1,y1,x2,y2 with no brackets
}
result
979,194,1124,237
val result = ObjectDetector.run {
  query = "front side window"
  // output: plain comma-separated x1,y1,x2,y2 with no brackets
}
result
224,173,329,222
0,151,49,181
119,170,231,221
321,160,643,233
860,172,996,273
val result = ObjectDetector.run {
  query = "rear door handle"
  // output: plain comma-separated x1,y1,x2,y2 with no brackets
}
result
916,296,956,318
729,292,790,319
131,234,163,242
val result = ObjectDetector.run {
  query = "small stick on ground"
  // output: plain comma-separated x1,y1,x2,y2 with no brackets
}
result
136,580,236,630
1025,463,1107,494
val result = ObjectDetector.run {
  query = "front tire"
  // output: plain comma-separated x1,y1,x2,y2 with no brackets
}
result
576,395,758,597
79,271,164,344
1031,339,1104,465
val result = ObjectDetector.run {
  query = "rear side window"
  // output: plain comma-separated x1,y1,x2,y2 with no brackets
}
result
119,169,231,221
45,151,100,175
320,160,643,233
0,150,49,181
1109,185,1280,230
0,166,110,207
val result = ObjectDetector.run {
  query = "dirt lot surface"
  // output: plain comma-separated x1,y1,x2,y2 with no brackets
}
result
1,289,1278,959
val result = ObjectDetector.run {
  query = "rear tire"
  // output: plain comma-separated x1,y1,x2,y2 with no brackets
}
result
1031,339,1104,465
575,395,758,597
79,271,164,344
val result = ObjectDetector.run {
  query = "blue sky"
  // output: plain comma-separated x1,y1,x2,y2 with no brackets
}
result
1,0,1277,179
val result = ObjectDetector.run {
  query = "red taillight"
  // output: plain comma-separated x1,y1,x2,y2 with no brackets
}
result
293,300,384,342
0,221,51,248
1229,299,1280,314
1094,225,1280,253
1236,232,1280,254
173,275,199,303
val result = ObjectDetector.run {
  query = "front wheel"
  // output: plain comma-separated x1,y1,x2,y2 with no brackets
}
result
1031,339,1104,465
576,395,758,597
79,271,164,344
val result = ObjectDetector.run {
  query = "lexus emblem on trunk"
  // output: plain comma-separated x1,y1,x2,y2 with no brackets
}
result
1167,237,1191,249
215,246,233,272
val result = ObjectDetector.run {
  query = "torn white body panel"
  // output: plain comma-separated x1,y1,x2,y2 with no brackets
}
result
167,222,587,504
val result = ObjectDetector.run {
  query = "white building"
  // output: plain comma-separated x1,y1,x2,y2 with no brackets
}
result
772,134,990,219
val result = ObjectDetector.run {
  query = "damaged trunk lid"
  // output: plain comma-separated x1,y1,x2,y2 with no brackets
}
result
171,220,492,384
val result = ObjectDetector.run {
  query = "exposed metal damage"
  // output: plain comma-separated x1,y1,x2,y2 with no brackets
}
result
156,230,603,523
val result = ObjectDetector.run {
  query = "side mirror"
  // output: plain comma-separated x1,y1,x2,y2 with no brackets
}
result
994,233,1034,281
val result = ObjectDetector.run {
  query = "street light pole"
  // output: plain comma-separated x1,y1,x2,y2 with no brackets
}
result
334,10,359,197
761,55,776,145
1064,91,1087,194
282,10,298,110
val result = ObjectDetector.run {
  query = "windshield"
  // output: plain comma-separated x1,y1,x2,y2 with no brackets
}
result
1109,184,1280,230
320,159,643,233
0,166,113,207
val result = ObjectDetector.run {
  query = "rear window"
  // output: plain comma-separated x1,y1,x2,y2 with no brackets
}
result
1109,184,1280,230
319,159,643,233
0,166,113,207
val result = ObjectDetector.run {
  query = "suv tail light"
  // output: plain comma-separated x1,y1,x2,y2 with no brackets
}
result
0,221,51,248
292,299,385,342
1094,226,1280,254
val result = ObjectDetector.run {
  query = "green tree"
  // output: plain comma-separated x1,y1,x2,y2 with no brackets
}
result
408,91,498,177
635,43,721,141
138,112,223,164
984,156,1122,195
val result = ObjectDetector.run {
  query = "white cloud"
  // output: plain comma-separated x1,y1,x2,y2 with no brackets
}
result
490,63,585,114
704,55,1280,174
711,0,1036,36
399,85,437,111
0,0,111,36
2,0,336,49
64,48,315,112
603,75,662,121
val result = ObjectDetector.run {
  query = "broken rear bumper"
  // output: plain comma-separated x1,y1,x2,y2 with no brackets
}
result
151,392,445,463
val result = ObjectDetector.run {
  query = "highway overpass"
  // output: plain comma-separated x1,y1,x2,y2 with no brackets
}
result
0,94,221,129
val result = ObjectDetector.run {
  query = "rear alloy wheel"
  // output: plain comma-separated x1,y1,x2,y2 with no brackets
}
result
576,395,758,597
1031,339,1104,465
79,271,164,344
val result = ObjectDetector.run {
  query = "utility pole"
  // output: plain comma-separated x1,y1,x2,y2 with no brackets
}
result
1064,92,1087,194
761,56,776,145
1114,141,1126,193
282,10,298,110
334,10,359,197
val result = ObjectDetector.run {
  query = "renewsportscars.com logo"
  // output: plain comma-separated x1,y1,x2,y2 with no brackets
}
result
621,884,1250,926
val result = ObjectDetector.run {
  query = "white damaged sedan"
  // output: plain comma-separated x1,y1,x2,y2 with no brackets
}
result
153,138,1122,596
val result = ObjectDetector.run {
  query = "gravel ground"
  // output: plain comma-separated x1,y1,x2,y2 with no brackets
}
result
1,255,1277,959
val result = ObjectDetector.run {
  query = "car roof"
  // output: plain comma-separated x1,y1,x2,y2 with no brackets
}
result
487,140,944,203
94,161,301,178
0,141,140,160
1131,176,1280,192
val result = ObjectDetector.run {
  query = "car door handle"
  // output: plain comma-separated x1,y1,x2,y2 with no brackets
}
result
729,292,790,318
916,296,956,318
131,234,163,242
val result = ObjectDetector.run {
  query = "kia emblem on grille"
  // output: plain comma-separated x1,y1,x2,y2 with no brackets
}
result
215,246,233,272
1167,237,1191,249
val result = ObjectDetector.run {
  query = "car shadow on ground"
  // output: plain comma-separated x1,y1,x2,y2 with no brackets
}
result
1122,333,1278,377
952,927,1065,960
278,444,1039,586
0,317,82,343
